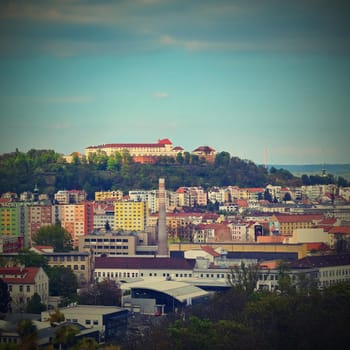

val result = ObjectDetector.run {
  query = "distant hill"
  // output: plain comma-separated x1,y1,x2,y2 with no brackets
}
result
270,164,350,180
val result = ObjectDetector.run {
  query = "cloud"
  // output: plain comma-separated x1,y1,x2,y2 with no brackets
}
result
153,91,169,99
1,0,349,57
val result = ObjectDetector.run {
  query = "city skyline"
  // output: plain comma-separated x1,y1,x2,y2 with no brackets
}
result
1,0,349,165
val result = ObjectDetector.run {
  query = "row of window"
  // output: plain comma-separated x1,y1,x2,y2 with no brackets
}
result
51,255,85,262
84,238,129,242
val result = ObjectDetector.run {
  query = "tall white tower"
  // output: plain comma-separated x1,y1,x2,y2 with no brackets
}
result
157,178,168,256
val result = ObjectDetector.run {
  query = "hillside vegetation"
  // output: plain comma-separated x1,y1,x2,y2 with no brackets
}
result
0,149,346,199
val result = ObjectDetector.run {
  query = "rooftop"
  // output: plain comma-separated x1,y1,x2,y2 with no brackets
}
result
95,257,196,270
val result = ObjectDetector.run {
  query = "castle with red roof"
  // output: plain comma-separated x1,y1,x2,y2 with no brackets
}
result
85,138,216,164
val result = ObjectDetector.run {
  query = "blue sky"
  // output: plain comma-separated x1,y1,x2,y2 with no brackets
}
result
0,0,349,164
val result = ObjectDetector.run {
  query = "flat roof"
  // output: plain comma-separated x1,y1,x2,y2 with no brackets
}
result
59,305,125,315
120,279,209,302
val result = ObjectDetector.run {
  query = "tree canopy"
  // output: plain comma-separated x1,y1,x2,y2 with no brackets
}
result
1,149,345,200
0,278,11,314
33,224,72,252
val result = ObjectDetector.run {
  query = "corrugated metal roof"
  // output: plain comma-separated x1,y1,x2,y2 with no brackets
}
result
121,279,209,302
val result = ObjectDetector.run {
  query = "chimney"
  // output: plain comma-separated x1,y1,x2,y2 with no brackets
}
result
157,178,168,256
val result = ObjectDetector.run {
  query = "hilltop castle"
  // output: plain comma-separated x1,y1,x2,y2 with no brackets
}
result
84,138,216,164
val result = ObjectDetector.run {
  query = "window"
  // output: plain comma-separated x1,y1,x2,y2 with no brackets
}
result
27,285,30,292
93,320,98,325
85,320,91,325
81,265,85,270
74,265,78,270
19,285,23,292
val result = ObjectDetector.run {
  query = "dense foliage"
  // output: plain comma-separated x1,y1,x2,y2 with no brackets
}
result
123,281,350,350
1,149,346,199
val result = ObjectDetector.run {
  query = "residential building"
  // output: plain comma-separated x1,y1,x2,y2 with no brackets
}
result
327,226,350,249
60,202,94,248
0,266,49,313
114,201,149,232
192,146,216,162
270,214,324,236
95,190,123,202
93,203,115,231
128,190,159,213
54,190,87,204
0,205,28,246
28,204,59,246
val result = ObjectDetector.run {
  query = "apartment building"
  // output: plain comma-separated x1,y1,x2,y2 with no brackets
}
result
60,202,94,248
28,204,59,246
95,190,123,202
54,190,87,204
114,201,149,232
93,203,115,231
0,266,49,312
0,205,27,245
270,214,324,236
128,190,159,213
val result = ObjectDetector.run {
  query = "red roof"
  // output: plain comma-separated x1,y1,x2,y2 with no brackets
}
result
95,257,195,270
274,214,324,223
329,226,350,235
0,267,41,284
306,242,330,251
319,218,337,225
87,139,172,149
200,245,221,257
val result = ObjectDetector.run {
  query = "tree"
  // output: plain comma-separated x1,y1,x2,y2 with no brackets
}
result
0,278,11,314
72,337,98,350
78,280,121,306
34,224,72,252
26,292,46,314
46,266,78,300
16,319,38,350
227,262,261,296
49,307,65,326
15,249,48,269
53,324,79,350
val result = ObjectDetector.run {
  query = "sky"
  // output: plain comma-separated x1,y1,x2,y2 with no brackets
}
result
0,0,349,165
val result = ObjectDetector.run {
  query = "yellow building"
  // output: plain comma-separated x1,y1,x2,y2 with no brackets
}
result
95,190,124,201
270,214,324,236
114,201,149,232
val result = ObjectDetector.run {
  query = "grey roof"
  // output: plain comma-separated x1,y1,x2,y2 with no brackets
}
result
121,279,209,302
95,256,196,270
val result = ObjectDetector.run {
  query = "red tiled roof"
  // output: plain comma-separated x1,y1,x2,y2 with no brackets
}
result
306,242,330,251
87,139,172,149
95,257,196,270
319,218,337,225
329,226,350,235
274,214,324,223
200,245,221,257
0,267,40,284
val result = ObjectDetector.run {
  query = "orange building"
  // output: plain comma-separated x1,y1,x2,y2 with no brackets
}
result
60,202,94,248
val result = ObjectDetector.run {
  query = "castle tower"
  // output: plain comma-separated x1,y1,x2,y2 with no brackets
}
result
157,178,168,256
